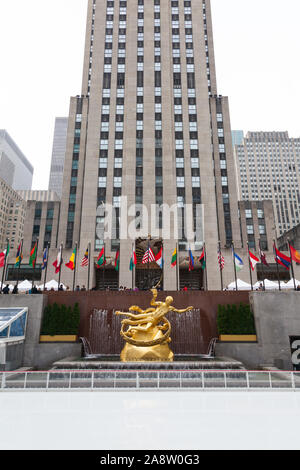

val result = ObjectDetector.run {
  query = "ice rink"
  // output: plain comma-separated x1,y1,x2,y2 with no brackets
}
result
0,391,300,450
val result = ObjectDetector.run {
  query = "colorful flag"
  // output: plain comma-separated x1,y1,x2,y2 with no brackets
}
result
274,244,291,270
96,247,106,268
249,251,259,271
171,248,177,267
142,247,155,264
259,247,269,267
65,246,77,271
29,242,38,268
189,249,194,272
218,250,225,271
290,244,300,264
0,243,9,268
155,247,163,269
15,242,23,267
233,252,244,271
199,248,206,270
42,247,48,270
129,248,137,271
53,246,63,274
81,247,89,267
115,250,120,272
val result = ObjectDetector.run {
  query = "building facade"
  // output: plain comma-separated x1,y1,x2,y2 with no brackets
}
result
234,131,300,237
0,130,34,190
53,0,245,290
0,177,26,252
48,117,68,198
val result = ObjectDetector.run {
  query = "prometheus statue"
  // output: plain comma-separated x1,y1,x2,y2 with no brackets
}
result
115,289,193,362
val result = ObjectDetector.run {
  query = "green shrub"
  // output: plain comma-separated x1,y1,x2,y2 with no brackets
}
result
217,303,256,335
40,302,80,336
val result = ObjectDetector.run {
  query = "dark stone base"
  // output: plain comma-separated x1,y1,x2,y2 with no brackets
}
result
52,355,244,370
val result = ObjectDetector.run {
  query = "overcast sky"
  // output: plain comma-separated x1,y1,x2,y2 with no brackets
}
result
0,0,299,190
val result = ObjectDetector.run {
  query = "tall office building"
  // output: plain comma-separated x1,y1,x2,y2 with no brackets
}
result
0,130,33,190
234,131,300,237
48,118,68,198
57,0,242,290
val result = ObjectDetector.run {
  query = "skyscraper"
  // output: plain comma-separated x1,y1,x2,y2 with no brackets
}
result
234,131,300,237
48,117,68,198
0,130,33,190
57,0,241,290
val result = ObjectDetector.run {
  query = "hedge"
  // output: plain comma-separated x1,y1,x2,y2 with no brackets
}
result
217,303,256,335
40,302,80,336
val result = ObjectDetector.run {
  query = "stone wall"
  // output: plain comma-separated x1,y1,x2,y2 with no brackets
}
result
216,291,300,370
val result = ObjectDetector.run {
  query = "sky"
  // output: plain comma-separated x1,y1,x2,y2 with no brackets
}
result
0,0,299,190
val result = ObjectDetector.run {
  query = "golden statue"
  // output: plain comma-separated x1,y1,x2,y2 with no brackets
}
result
115,289,193,362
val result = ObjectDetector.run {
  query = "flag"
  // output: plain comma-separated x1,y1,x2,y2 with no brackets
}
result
0,243,9,268
199,248,206,270
81,247,89,267
42,247,48,270
129,248,137,271
96,247,106,268
233,252,244,271
259,247,269,267
218,250,225,271
189,249,194,272
171,248,177,267
142,247,155,264
274,244,291,270
249,251,259,271
115,250,120,272
0,251,6,268
65,246,77,271
15,243,23,267
155,247,163,269
53,247,63,274
290,244,300,264
29,242,38,268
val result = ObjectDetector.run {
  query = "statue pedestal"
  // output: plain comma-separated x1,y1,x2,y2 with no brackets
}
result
120,325,174,362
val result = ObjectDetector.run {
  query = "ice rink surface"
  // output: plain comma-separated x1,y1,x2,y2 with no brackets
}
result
0,391,300,450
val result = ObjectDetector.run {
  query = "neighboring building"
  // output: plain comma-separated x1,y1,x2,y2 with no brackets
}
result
5,191,60,283
232,130,244,147
277,223,300,252
48,117,68,198
238,200,274,252
0,177,26,252
0,130,34,190
234,131,300,237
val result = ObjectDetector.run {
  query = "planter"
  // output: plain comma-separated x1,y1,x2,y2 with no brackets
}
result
39,335,78,343
219,335,257,342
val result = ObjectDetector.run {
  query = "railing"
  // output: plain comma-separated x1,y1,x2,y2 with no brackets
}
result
0,370,300,391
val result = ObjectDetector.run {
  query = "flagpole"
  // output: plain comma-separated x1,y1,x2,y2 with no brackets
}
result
247,241,253,291
259,239,266,291
131,242,134,290
287,238,297,291
32,237,39,289
58,243,63,288
204,242,208,291
176,242,179,291
102,242,105,290
72,242,78,292
43,242,50,289
218,241,224,291
16,238,24,290
273,239,281,291
232,241,238,291
1,238,9,291
88,242,91,291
